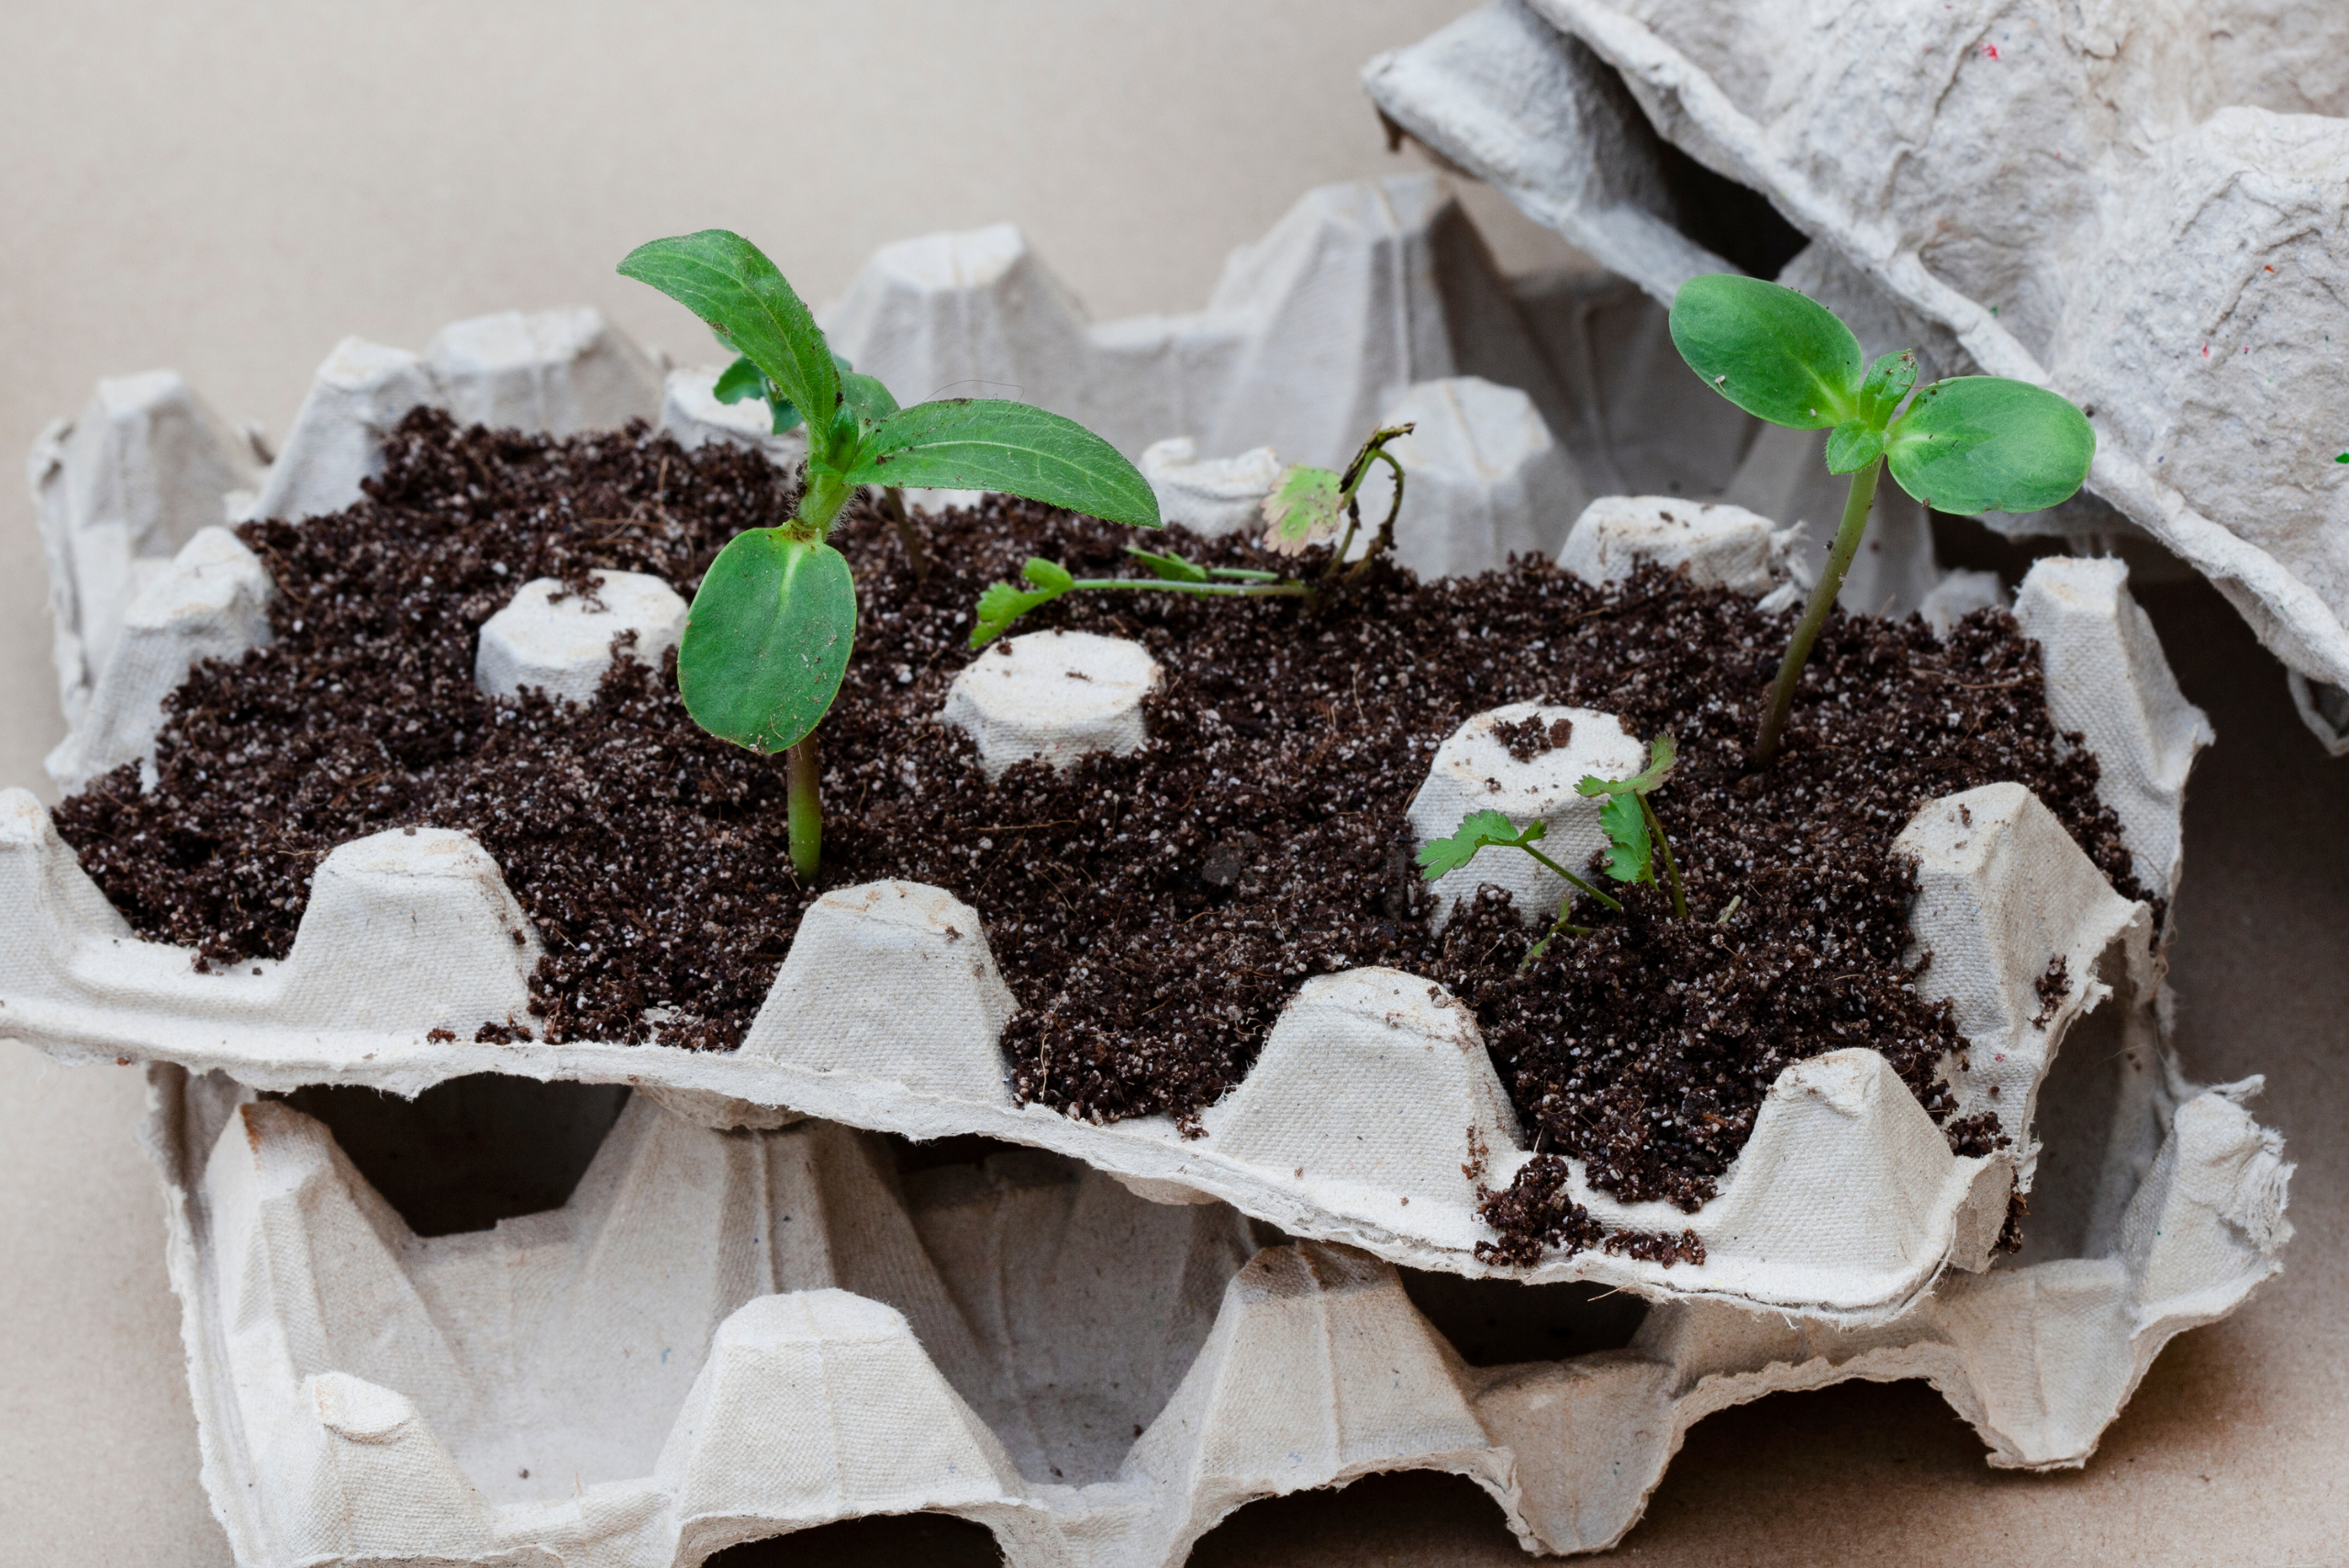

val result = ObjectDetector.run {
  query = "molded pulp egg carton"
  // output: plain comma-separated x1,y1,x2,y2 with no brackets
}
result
141,1010,2286,1567
6,462,2263,1319
1364,0,2349,740
16,182,2290,1562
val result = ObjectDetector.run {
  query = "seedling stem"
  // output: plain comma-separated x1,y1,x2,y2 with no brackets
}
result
1753,454,1880,765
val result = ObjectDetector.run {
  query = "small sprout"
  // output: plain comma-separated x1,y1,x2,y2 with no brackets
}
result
1418,807,1621,971
1576,735,1688,919
1262,463,1346,554
967,424,1415,647
1716,893,1742,925
1670,275,2094,764
973,559,1077,646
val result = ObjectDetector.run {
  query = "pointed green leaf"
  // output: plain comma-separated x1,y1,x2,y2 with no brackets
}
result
1262,463,1344,556
619,230,841,455
676,531,857,754
1126,545,1209,583
841,371,899,427
1417,808,1539,880
1884,376,2095,516
841,400,1159,528
1669,274,1865,430
1577,733,1677,800
712,354,768,406
1859,349,1919,424
1598,792,1652,883
1824,420,1885,475
968,557,1076,649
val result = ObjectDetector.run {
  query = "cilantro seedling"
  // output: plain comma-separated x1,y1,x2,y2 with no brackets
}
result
1417,809,1622,970
1576,734,1687,920
1670,275,2095,764
966,423,1414,648
619,229,1158,879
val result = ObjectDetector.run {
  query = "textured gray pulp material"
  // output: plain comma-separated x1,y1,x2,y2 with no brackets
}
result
1364,0,2349,709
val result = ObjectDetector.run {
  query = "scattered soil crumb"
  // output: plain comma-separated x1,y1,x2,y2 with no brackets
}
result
2032,952,2072,1029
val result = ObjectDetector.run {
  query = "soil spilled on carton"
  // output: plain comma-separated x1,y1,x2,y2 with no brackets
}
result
52,412,2153,1261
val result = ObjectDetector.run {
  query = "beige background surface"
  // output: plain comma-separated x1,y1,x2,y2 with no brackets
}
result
1,5,2342,1565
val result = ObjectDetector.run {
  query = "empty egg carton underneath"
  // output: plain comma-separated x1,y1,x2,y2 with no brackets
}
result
142,1044,2287,1568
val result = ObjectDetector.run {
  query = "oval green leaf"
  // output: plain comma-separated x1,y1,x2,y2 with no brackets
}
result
1669,274,1864,430
676,531,857,754
842,400,1161,528
618,231,841,454
1884,376,2095,516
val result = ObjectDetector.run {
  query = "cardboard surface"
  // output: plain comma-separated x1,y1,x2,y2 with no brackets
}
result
4,573,2342,1565
1,3,2343,1562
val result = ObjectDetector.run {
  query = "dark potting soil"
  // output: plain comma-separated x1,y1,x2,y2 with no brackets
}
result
52,410,2153,1262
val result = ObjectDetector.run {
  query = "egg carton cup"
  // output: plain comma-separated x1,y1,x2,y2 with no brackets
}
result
1364,0,2349,738
138,994,2288,1568
5,486,2251,1318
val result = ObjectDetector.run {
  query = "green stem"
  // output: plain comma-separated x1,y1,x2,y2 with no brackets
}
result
1753,454,1882,766
1520,844,1623,913
1068,578,1313,600
1339,447,1408,583
1639,795,1687,919
785,734,822,882
794,464,853,539
876,485,929,586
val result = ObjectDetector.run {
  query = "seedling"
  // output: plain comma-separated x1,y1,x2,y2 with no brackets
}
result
619,230,1158,878
1417,809,1620,969
1417,733,1688,965
1669,275,2095,764
1576,734,1686,920
968,424,1414,648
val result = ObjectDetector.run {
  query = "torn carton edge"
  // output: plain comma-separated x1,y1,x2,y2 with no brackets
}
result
136,1013,2288,1567
1,539,2221,1323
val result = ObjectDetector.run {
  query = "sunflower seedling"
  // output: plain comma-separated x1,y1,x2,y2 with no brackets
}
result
1576,733,1686,920
1669,275,2095,764
968,423,1414,648
619,229,1158,878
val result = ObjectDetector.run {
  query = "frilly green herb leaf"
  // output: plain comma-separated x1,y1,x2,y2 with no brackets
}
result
1576,734,1677,797
1262,463,1345,556
1597,793,1652,883
1416,808,1538,880
969,557,1077,649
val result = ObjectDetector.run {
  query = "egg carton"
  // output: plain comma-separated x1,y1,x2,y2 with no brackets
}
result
136,990,2288,1568
1364,0,2349,736
29,170,1971,792
3,472,2238,1320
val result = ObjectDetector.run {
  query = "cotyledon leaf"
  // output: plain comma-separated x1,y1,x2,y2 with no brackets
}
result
1670,274,1865,431
1884,376,2094,516
676,530,857,754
